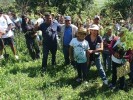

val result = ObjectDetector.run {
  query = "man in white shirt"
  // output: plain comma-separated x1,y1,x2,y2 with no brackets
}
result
0,9,18,59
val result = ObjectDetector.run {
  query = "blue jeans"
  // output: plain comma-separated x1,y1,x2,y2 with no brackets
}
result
42,44,57,71
63,45,70,64
102,51,111,71
88,55,107,81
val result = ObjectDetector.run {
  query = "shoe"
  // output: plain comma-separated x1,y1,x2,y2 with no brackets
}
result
103,79,108,85
76,78,82,83
0,55,4,59
15,55,19,59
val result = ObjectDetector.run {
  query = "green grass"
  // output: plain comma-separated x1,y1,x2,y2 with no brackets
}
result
0,33,133,100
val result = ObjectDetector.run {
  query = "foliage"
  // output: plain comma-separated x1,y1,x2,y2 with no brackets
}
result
101,0,133,19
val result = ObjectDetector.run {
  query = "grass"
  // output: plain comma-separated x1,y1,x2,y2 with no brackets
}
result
0,33,133,100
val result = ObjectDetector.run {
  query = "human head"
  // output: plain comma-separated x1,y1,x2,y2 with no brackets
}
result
45,12,52,24
89,24,99,36
64,16,71,26
93,15,100,24
106,26,112,36
77,27,87,40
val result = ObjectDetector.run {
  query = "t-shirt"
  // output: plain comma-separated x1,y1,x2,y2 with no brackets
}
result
111,38,126,64
103,34,114,52
69,38,90,63
85,34,102,61
0,15,13,38
39,21,60,46
63,26,72,46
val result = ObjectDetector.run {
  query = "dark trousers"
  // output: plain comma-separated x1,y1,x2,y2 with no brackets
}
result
102,51,112,71
63,45,70,64
112,61,125,88
42,44,57,71
129,60,133,83
76,62,88,81
25,36,40,60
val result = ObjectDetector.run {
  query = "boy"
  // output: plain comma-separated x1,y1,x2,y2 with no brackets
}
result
69,27,89,82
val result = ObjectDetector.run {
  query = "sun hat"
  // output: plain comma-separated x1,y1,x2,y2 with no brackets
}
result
78,27,87,34
64,16,71,20
89,24,99,30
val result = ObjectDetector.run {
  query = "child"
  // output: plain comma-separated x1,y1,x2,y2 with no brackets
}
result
102,26,115,71
69,27,89,82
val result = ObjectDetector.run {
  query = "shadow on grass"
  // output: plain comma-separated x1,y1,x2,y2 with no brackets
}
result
79,84,115,99
9,66,41,78
41,77,81,90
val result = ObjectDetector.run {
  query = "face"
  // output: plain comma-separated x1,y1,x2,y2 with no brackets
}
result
45,15,52,24
93,18,99,24
107,29,112,35
65,20,71,26
77,32,86,40
90,29,98,37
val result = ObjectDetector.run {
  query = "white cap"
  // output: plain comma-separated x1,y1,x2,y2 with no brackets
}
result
94,15,100,20
89,24,99,30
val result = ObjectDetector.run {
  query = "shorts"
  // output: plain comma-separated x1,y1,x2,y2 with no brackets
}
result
0,37,14,50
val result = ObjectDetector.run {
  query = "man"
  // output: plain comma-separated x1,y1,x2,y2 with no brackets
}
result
92,15,103,35
0,9,18,59
35,13,60,72
60,16,78,65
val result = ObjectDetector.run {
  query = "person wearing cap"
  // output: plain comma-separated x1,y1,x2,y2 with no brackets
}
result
60,16,78,65
69,27,89,82
85,24,108,85
0,9,19,59
92,15,103,35
102,26,115,71
35,13,60,73
108,27,128,90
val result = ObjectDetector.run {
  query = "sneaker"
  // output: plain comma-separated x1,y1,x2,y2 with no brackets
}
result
103,79,108,85
15,55,19,60
0,55,4,59
76,78,82,83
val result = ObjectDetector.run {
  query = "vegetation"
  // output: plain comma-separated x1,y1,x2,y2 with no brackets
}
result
0,32,133,100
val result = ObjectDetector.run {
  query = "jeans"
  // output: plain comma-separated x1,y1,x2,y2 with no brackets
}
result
76,62,88,80
63,45,70,64
102,51,111,71
42,44,57,71
25,36,40,60
88,55,107,81
112,61,125,88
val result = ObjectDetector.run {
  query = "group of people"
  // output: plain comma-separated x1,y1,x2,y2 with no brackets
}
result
0,9,133,91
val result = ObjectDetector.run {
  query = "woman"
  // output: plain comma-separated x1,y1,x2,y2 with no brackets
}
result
85,24,108,85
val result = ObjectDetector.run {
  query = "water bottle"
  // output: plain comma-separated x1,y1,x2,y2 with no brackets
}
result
95,43,100,55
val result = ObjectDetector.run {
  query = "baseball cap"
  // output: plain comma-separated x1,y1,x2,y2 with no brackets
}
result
94,15,100,20
64,16,71,20
89,24,99,30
